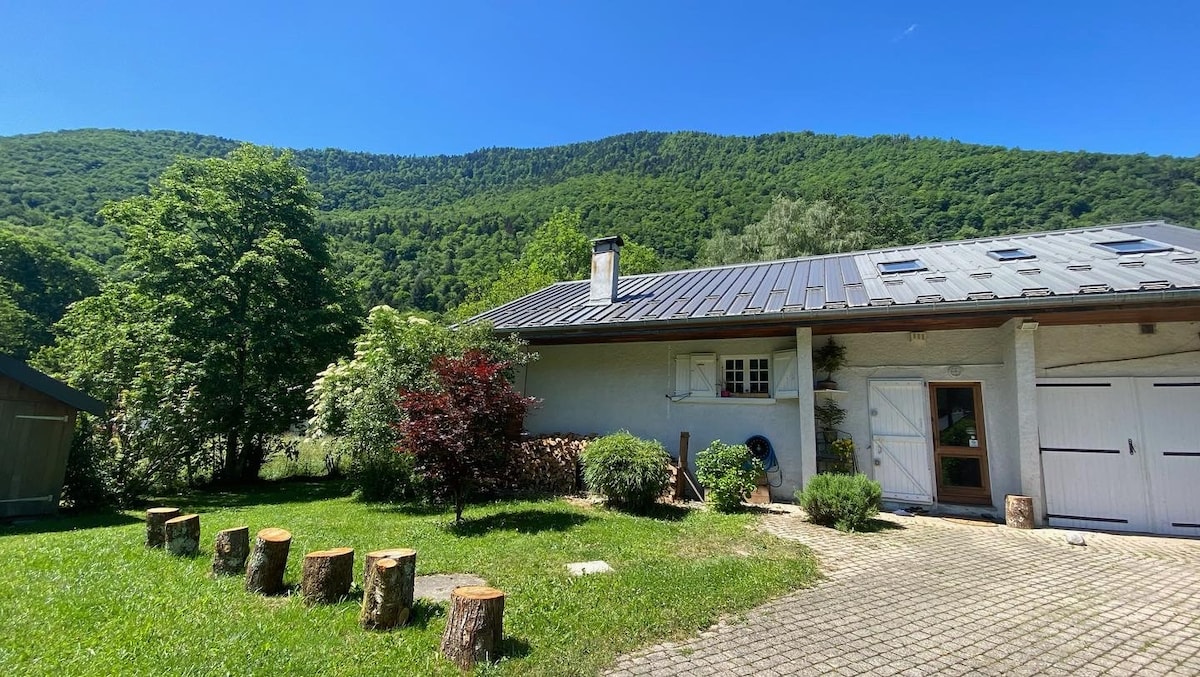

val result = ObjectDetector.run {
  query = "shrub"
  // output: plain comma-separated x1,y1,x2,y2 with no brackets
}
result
694,440,763,512
581,431,671,509
397,349,535,523
348,444,420,502
796,473,882,532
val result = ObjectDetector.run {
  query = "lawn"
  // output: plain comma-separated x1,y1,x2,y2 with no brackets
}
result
0,482,819,676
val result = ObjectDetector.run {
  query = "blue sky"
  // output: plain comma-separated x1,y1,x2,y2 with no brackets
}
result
1,1,1197,156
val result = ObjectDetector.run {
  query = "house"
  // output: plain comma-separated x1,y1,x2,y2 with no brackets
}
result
0,355,105,517
474,221,1200,536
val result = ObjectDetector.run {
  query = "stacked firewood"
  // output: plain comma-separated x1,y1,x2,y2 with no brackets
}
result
505,433,595,495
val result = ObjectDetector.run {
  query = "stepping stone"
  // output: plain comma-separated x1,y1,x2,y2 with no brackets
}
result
414,573,487,602
566,560,614,576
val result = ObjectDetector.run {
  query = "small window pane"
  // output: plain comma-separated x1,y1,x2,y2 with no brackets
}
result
1093,239,1173,255
878,259,927,274
935,387,978,447
940,456,984,489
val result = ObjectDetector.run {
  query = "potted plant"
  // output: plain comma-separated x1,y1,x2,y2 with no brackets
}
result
814,399,846,443
813,338,847,390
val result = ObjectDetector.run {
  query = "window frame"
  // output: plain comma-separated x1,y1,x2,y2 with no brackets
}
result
720,353,771,398
878,259,927,274
987,248,1036,261
1092,238,1174,255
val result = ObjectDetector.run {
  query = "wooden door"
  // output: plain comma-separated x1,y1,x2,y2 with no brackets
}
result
929,383,992,505
868,379,933,503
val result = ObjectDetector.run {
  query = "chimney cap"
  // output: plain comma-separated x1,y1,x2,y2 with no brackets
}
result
591,235,624,248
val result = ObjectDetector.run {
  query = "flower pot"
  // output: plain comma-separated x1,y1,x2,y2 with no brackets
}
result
816,380,838,391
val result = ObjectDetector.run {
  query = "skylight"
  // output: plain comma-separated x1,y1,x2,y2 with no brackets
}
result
878,259,926,274
988,248,1036,261
1093,239,1173,255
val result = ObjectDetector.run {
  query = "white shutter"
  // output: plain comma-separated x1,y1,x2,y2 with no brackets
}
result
773,349,799,399
674,355,691,396
689,353,717,398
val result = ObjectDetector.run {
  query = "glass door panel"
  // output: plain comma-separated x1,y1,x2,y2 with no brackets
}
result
929,383,992,505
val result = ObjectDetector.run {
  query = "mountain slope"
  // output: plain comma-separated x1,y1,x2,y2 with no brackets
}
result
2,128,1197,312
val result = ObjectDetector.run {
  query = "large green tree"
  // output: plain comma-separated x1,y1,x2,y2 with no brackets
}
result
0,228,99,358
699,197,871,266
48,145,361,484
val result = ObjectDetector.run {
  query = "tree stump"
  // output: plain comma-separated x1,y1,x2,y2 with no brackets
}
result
211,526,250,576
164,514,200,557
1006,494,1035,529
359,551,416,630
145,507,180,548
245,528,292,595
301,547,354,605
363,548,415,585
439,586,506,670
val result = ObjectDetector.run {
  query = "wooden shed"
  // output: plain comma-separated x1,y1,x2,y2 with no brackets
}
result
0,355,105,517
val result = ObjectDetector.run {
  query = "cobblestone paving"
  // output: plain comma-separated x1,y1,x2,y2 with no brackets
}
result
608,510,1200,676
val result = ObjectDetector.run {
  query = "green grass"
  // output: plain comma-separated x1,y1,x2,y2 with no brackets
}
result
0,482,819,676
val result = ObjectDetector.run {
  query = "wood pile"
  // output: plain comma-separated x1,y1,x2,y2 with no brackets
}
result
506,433,594,495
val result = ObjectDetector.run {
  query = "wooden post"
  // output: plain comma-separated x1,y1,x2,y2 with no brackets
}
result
146,507,180,548
1005,495,1035,529
360,550,416,630
245,528,292,594
440,586,506,670
164,514,200,557
676,432,690,500
301,547,355,605
212,526,250,576
363,548,415,586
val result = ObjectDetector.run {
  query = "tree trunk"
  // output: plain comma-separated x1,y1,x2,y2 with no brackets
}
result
363,548,416,586
245,528,292,594
439,586,506,670
359,552,416,630
212,526,250,576
145,507,180,548
223,429,239,482
1005,495,1035,529
164,514,200,557
301,547,354,605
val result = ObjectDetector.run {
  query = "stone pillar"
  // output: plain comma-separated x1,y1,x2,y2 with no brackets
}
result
1009,318,1045,525
796,327,818,492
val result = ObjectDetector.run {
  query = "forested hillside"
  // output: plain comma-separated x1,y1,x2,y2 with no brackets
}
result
2,128,1198,312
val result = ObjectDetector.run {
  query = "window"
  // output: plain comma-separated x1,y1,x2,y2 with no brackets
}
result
1093,239,1173,255
722,356,769,396
673,349,798,401
987,248,1035,261
878,259,926,274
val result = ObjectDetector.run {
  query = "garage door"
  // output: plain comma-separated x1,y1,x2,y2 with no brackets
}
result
1037,377,1200,536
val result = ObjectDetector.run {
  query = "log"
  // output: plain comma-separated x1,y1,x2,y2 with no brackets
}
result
164,514,200,557
363,548,416,585
1005,495,1035,530
211,526,250,576
245,528,292,595
359,551,416,630
439,586,506,670
146,507,180,548
301,547,355,605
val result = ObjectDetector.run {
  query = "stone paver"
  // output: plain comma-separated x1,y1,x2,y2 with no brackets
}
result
607,510,1200,676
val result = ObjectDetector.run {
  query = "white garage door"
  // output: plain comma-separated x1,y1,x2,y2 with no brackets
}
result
1037,377,1200,536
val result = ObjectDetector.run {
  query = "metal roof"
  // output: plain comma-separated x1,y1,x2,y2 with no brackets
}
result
473,221,1200,335
0,355,106,416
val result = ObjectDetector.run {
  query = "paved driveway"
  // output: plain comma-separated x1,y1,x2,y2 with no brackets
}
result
608,511,1200,676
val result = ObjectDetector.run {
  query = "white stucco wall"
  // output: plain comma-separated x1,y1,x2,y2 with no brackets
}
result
818,328,1021,511
522,337,806,499
1036,322,1200,378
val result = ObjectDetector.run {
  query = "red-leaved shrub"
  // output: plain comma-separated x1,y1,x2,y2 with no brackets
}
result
396,349,535,522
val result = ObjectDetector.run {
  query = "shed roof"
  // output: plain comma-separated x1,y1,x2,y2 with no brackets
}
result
0,355,106,416
473,221,1200,336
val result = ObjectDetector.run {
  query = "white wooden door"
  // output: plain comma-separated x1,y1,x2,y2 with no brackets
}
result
1136,378,1200,536
1037,378,1151,532
868,380,933,503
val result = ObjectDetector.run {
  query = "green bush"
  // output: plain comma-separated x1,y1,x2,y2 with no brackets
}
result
348,445,421,502
581,431,671,509
695,440,763,512
796,473,882,532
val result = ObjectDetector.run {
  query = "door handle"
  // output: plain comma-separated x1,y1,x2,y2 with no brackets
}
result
1128,438,1136,455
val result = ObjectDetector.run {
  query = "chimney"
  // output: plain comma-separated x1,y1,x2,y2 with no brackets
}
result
587,235,624,305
